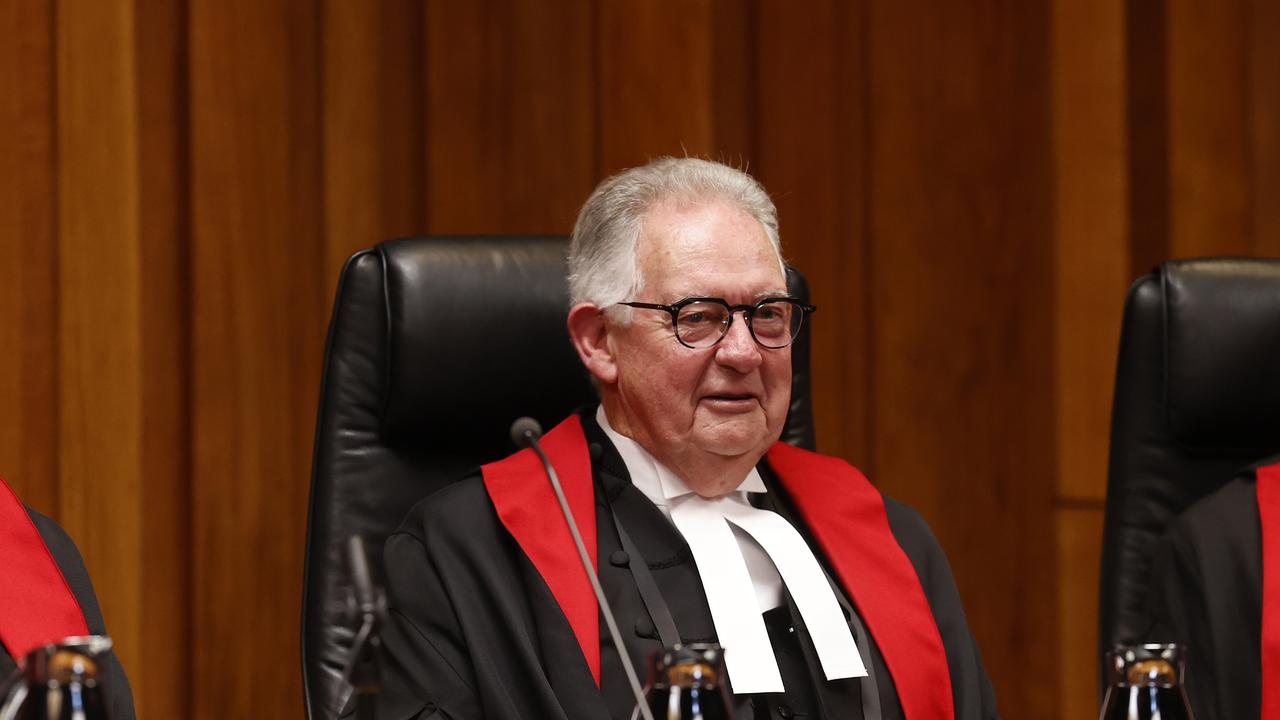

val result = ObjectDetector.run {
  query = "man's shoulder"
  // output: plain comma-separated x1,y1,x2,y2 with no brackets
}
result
881,495,932,533
1171,474,1258,536
879,495,949,563
394,472,498,543
25,506,79,558
760,447,945,558
1161,470,1262,569
18,507,112,641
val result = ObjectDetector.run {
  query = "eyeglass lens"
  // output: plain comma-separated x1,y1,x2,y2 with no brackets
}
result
675,300,802,349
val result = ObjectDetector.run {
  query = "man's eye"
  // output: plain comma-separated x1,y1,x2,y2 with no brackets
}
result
683,311,709,324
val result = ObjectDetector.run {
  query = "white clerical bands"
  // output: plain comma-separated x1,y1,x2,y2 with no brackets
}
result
669,494,867,693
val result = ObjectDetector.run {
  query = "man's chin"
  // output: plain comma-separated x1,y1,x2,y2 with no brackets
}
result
695,431,772,461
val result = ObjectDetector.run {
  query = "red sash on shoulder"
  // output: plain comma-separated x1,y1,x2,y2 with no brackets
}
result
482,417,955,718
767,443,954,720
1256,462,1280,719
0,475,89,661
481,417,600,683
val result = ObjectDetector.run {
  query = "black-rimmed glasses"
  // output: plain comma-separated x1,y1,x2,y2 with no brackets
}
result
618,296,816,349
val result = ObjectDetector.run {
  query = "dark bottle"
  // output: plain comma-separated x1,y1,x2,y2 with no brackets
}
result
645,643,734,720
0,636,114,720
1099,644,1195,720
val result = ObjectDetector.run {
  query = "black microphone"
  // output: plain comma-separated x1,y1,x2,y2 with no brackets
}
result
509,417,655,720
510,416,543,448
348,535,378,615
343,535,386,720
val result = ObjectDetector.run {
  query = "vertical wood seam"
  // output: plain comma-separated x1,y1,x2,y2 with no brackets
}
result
857,0,876,476
49,0,63,518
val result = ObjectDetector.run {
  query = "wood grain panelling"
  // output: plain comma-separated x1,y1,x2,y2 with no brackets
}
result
598,0,717,172
424,0,595,235
1052,0,1128,502
708,0,755,166
8,3,1280,718
190,0,323,716
322,0,425,278
867,2,1057,717
1250,0,1280,255
56,0,135,710
55,1,188,716
0,0,56,513
132,3,190,717
754,0,871,466
1057,507,1105,718
1126,0,1171,275
1167,0,1252,258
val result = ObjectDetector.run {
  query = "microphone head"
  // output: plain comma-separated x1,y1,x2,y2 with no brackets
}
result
346,535,375,612
510,416,544,448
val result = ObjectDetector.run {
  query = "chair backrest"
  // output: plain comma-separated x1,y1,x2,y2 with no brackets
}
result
300,235,817,719
1098,256,1280,688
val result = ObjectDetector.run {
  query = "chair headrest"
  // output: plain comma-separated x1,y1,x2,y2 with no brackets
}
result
1162,257,1280,451
379,236,594,447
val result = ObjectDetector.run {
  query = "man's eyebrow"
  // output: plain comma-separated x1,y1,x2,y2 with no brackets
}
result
753,289,791,300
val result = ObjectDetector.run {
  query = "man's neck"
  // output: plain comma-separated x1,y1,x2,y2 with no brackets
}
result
596,403,761,498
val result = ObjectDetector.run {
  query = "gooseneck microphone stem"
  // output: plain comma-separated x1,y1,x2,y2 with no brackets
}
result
344,535,385,720
513,418,656,720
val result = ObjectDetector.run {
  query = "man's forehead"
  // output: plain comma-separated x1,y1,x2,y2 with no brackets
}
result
661,284,790,301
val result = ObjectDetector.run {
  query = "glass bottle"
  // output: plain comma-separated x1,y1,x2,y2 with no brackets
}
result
1098,643,1195,720
0,636,114,720
644,643,734,720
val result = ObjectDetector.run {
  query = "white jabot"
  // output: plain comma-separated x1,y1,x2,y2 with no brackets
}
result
595,407,867,694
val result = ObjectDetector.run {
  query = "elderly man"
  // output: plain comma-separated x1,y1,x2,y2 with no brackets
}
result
375,158,998,719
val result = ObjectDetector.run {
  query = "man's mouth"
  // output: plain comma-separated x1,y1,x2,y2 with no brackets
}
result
700,393,760,411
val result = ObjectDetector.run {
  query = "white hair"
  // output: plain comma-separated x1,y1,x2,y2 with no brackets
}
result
567,157,784,318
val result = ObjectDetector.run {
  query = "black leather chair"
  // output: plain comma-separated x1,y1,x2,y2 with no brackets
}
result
300,235,817,719
1097,256,1280,693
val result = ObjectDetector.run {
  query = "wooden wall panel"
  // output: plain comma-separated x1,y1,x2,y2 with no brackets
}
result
4,3,1280,718
867,2,1057,716
424,0,595,235
0,0,56,514
190,0,324,716
1057,508,1105,719
708,0,755,166
1126,0,1171,275
54,2,189,718
754,0,871,466
322,0,425,279
55,0,145,703
132,2,190,717
1051,0,1128,709
1167,0,1252,258
1052,0,1128,503
1250,0,1280,255
598,0,717,171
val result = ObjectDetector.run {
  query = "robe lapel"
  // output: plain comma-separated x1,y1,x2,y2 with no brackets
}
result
1255,462,1280,720
0,475,89,661
481,416,601,685
767,442,955,720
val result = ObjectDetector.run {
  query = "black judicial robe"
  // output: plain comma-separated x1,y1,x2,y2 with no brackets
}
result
1145,456,1280,720
373,412,998,720
0,507,136,720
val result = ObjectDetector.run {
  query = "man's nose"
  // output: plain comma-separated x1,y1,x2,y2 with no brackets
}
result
714,313,763,370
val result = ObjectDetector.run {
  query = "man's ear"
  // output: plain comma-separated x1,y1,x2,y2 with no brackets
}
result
567,303,619,385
